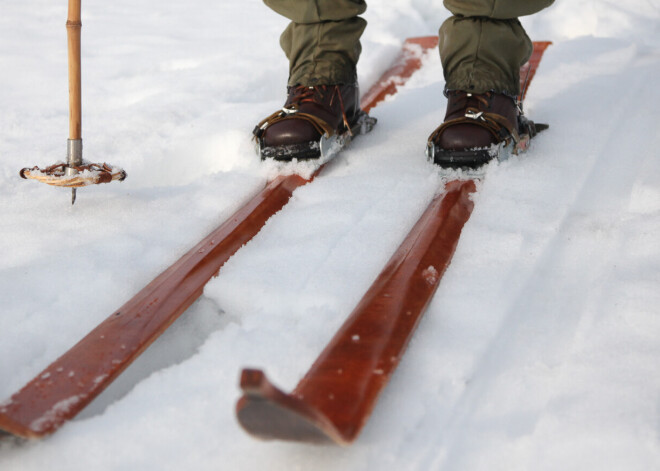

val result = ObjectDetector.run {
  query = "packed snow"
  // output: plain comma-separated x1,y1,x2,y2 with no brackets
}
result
1,0,659,469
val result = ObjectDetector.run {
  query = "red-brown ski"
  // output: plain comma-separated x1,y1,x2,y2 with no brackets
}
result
237,180,476,445
0,36,439,440
0,174,309,439
236,40,552,445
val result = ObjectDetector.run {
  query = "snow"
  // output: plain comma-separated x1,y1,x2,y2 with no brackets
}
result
30,396,84,434
1,0,659,469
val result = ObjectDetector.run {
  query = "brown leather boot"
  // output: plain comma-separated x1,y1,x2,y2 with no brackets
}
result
427,91,522,168
254,84,364,161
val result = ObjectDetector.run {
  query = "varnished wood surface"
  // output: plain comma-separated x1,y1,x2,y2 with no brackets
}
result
0,174,308,438
237,180,477,444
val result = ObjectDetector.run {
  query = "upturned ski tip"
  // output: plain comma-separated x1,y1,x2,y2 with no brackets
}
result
236,369,348,445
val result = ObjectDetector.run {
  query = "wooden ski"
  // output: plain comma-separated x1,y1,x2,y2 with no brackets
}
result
0,37,439,439
236,40,552,445
237,180,476,444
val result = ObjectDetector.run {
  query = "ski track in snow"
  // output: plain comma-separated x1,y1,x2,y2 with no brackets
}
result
1,1,660,470
394,43,660,471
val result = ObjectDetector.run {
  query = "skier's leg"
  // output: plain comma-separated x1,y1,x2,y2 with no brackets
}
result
264,0,367,86
439,0,554,95
255,0,370,161
428,0,555,168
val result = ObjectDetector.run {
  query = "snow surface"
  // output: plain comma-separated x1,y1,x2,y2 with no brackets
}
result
1,0,660,469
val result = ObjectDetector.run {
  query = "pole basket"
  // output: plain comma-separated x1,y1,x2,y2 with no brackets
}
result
20,162,127,188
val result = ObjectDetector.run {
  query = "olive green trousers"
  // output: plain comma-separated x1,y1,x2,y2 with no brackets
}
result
264,0,554,94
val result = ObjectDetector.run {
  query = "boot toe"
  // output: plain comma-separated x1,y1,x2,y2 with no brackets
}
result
437,123,496,151
262,119,321,147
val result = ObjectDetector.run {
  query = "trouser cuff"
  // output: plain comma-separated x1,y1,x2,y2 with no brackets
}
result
439,16,533,96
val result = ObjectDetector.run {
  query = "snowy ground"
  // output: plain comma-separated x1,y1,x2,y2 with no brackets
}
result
1,0,660,469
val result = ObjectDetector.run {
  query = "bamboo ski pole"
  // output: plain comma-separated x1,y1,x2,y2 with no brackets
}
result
19,0,126,198
66,0,82,204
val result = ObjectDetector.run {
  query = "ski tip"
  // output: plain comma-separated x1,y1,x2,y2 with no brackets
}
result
239,369,271,397
236,369,347,445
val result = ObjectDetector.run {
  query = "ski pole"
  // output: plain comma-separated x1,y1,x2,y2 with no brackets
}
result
66,0,83,204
